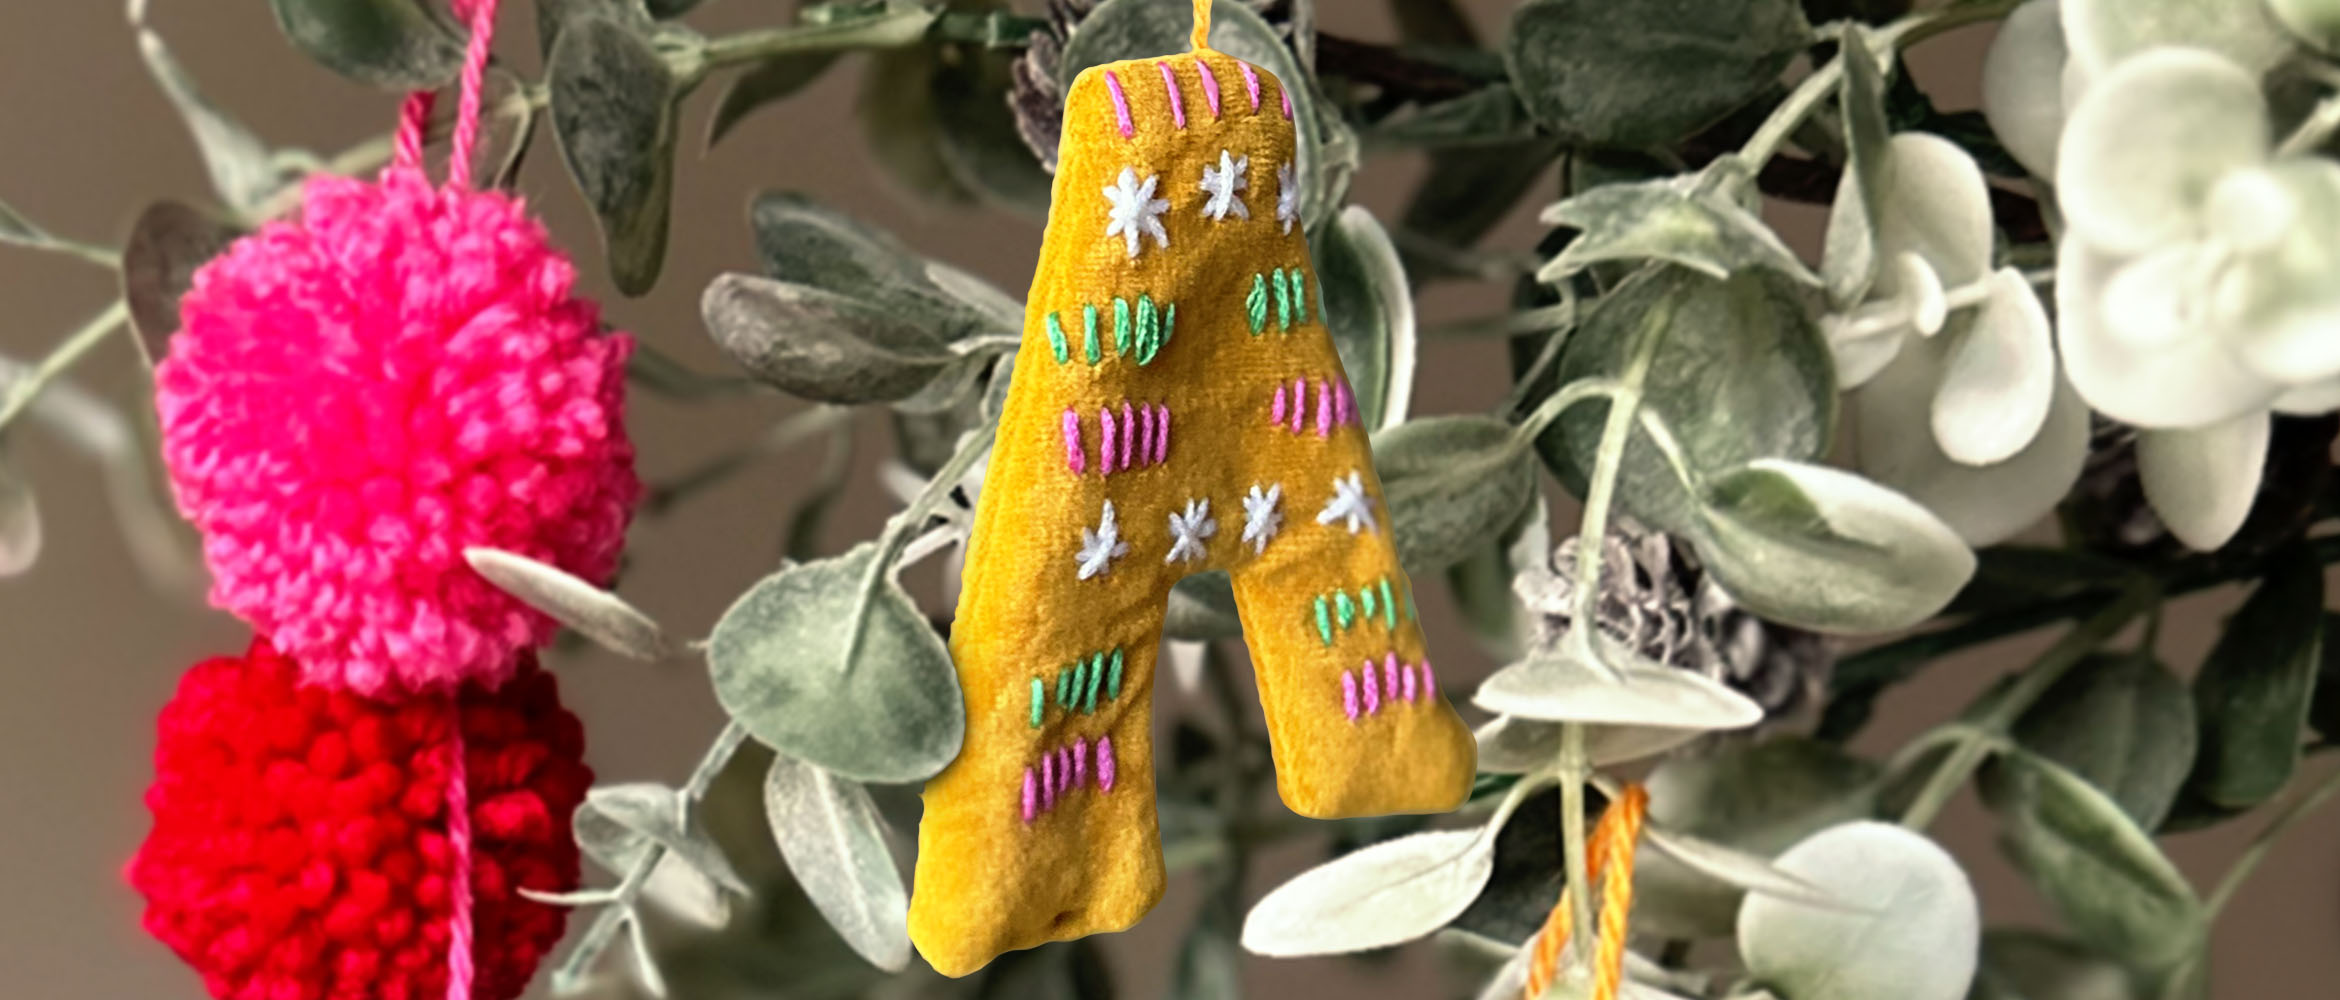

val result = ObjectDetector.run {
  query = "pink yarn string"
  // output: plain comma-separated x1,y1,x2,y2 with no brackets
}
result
443,699,475,1000
395,91,435,172
446,0,501,188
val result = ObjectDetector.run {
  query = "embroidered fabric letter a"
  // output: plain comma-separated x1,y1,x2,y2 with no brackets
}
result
909,39,1475,977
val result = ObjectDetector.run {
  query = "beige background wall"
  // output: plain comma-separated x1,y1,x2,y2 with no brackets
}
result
1,2,2331,997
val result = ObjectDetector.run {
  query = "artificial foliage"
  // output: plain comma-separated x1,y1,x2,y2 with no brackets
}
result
8,0,2340,999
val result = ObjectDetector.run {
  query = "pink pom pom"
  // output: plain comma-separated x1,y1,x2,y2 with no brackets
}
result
156,168,639,697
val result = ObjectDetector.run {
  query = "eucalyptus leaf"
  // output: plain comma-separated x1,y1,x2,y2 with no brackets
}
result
1240,828,1494,956
1737,822,1980,1000
1970,931,2138,1000
1475,715,1707,772
1987,652,2195,830
1635,737,1880,937
2184,548,2323,810
705,542,965,783
1314,206,1417,430
707,53,842,148
0,460,40,578
1543,163,1819,286
1170,912,1244,1000
934,46,1055,216
137,28,283,215
1371,416,1538,574
121,200,240,363
267,0,465,89
762,753,912,971
1988,749,2206,973
573,784,745,926
702,273,961,405
464,547,673,661
1692,459,1976,634
1473,637,1765,731
1541,266,1835,540
548,15,679,295
2062,0,2293,76
858,47,979,207
1823,33,1893,308
750,192,1014,336
1368,85,1537,149
1059,0,1325,226
1504,0,1810,147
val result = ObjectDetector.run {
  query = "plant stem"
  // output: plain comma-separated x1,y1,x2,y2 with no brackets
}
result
1558,722,1594,967
553,721,750,996
1899,584,2157,829
2205,763,2340,920
0,300,129,435
1739,2,2020,166
1564,294,1673,645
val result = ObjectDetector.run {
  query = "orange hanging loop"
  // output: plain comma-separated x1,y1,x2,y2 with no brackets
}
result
1191,0,1212,50
1522,783,1649,1000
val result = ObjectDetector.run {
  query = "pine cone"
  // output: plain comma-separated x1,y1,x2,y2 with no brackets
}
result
1511,517,1829,720
1009,0,1289,172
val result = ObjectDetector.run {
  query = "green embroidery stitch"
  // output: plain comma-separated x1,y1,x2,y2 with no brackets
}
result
1058,663,1076,708
1247,274,1269,335
1107,648,1124,699
1113,297,1132,356
1314,596,1333,646
1030,678,1044,728
1082,303,1101,364
1083,652,1105,713
1046,313,1070,364
1360,584,1378,620
1273,268,1292,331
1136,294,1159,364
1159,302,1176,357
1381,578,1399,628
1293,268,1308,324
1335,591,1356,628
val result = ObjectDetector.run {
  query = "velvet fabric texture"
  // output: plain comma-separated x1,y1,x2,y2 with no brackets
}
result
909,45,1475,976
129,639,591,1000
155,166,639,697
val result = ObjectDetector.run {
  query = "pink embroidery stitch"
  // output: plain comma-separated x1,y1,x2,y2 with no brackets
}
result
1121,402,1136,467
1138,402,1155,462
1041,751,1057,810
1341,670,1359,721
1336,379,1355,428
1099,405,1119,474
1289,377,1305,432
1401,663,1419,702
1315,378,1333,438
1197,59,1222,117
1332,655,1441,719
1281,84,1294,120
1271,383,1287,426
1072,738,1088,787
1361,660,1381,715
1021,768,1037,823
1383,653,1401,705
1154,404,1171,465
1158,61,1187,128
1104,70,1134,138
1062,408,1084,475
1098,735,1117,791
1422,660,1438,698
1236,61,1262,110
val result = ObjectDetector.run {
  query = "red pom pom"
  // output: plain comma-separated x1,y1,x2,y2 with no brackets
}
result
130,640,592,1000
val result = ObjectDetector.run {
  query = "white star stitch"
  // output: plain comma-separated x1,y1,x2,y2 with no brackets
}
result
1165,498,1217,564
1076,500,1132,580
1103,166,1170,259
1316,471,1379,535
1240,483,1282,554
1199,150,1250,221
1276,161,1300,235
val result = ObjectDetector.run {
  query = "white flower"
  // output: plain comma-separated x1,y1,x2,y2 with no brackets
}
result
1240,482,1282,554
2039,44,2340,548
1821,131,2081,546
1075,500,1131,580
1199,150,1250,221
1102,166,1170,259
1316,471,1378,535
1275,162,1300,235
1165,498,1217,564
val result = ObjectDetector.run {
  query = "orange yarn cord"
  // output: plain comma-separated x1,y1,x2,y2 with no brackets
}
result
1522,783,1648,1000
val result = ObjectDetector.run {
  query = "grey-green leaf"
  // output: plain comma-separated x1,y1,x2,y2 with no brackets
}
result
1635,737,1880,937
1315,206,1417,430
1372,416,1539,574
2185,548,2323,810
706,542,965,783
575,783,750,927
1822,33,1893,308
548,16,679,295
464,547,673,661
762,753,912,971
0,199,50,248
1990,748,2205,972
1737,821,1979,1000
1692,459,1975,634
1240,828,1494,956
1541,266,1835,539
137,28,284,215
702,272,958,404
1368,84,1538,149
707,53,842,148
1969,931,2139,1000
1991,652,2195,830
121,201,240,364
1504,0,1810,147
1541,162,1819,286
267,0,465,90
0,459,40,578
